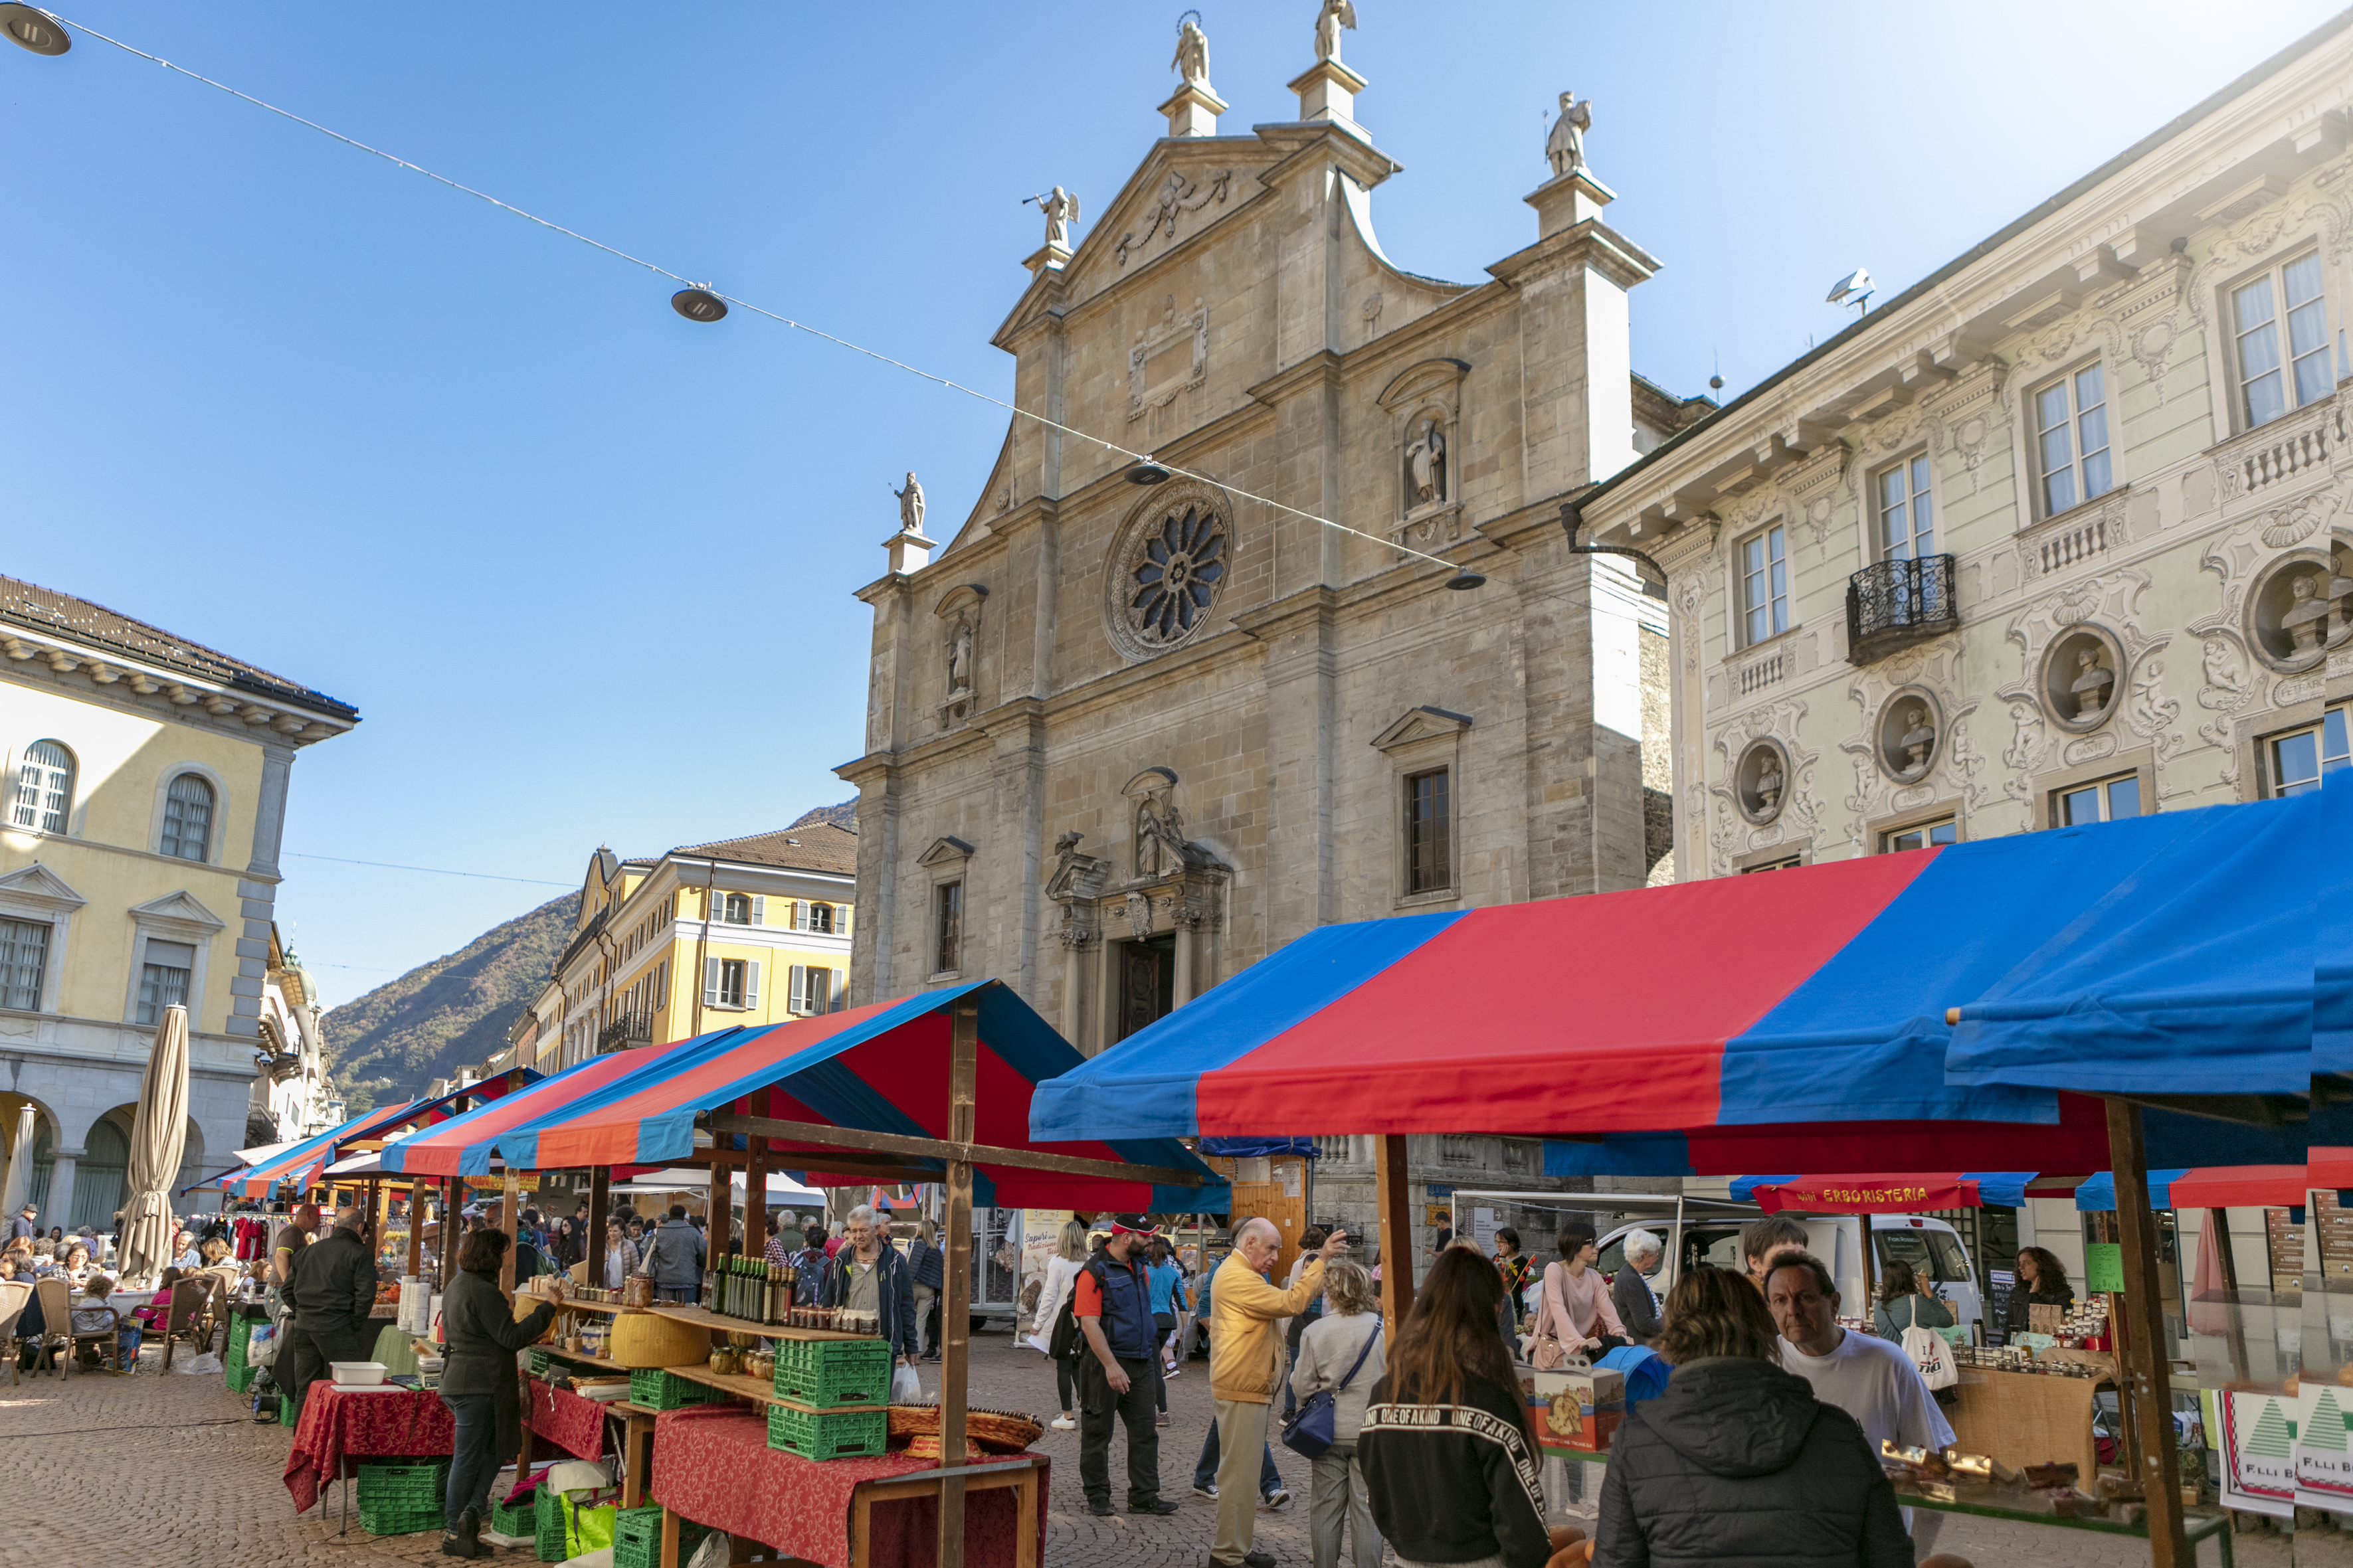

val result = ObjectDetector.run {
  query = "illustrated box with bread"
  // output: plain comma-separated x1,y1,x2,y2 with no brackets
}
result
1522,1364,1626,1452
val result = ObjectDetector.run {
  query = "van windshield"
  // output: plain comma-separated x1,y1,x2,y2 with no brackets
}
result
1876,1226,1970,1284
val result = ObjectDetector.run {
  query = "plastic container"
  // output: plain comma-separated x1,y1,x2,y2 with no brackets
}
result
771,1337,892,1409
328,1360,389,1386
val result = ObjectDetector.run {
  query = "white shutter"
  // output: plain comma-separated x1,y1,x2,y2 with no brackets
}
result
743,960,761,1009
791,899,809,932
750,895,766,926
789,964,808,1015
830,969,848,1011
702,957,721,1007
709,889,727,925
836,904,850,937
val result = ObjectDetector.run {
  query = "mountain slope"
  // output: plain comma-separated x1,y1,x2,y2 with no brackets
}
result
789,799,858,831
322,893,578,1110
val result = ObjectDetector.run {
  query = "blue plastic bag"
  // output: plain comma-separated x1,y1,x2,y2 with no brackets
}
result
1598,1345,1669,1407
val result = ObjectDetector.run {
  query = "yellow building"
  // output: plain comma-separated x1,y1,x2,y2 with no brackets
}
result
0,574,357,1227
524,826,858,1073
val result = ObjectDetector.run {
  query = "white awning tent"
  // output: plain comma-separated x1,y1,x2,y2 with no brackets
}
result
611,1168,826,1206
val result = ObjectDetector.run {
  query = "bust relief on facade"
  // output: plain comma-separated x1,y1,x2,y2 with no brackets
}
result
2037,624,2126,735
1873,689,1944,784
1733,738,1790,826
2245,550,2342,672
1103,483,1231,661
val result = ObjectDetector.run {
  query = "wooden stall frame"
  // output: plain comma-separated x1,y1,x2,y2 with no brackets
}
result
2105,1097,2185,1567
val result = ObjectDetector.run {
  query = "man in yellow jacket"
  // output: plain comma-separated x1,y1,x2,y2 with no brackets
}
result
1208,1217,1349,1567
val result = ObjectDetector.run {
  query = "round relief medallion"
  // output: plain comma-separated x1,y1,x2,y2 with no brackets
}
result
2035,623,2126,735
1733,738,1790,826
2242,540,2351,674
1104,485,1232,661
1873,687,1944,785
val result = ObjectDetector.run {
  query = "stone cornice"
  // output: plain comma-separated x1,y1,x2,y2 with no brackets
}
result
1246,350,1346,408
1246,120,1401,195
1487,217,1660,290
1,631,355,748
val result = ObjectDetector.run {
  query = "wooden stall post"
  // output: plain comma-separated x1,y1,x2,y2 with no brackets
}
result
588,1166,609,1289
744,1101,768,1270
1375,1134,1414,1325
709,1161,731,1271
2105,1098,2184,1566
406,1179,423,1278
442,1177,458,1290
2205,1205,2251,1380
501,1169,520,1294
2091,1208,2142,1483
938,1000,979,1568
1855,1212,1875,1307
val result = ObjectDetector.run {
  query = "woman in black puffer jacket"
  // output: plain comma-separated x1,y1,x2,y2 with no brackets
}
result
1594,1266,1909,1568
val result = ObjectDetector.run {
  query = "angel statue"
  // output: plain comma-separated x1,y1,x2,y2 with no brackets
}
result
1172,14,1210,89
1546,90,1592,179
1315,0,1357,64
1036,186,1081,252
892,472,925,534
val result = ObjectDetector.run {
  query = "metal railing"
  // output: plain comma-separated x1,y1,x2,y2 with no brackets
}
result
1845,555,1958,665
597,1015,650,1053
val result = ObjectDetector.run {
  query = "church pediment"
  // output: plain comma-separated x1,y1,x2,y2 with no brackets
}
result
128,890,227,932
915,836,976,870
1064,142,1268,294
0,861,86,909
1372,707,1473,752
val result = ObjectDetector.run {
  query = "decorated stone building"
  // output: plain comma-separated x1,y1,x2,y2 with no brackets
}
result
838,13,1705,1249
1579,14,2352,879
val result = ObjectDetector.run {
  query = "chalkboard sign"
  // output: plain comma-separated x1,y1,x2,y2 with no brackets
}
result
1984,1268,2015,1346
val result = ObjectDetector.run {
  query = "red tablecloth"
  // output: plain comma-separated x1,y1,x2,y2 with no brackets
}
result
650,1405,1044,1568
525,1380,609,1461
284,1386,454,1514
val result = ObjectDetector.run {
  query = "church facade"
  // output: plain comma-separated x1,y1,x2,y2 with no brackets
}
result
838,14,1702,1113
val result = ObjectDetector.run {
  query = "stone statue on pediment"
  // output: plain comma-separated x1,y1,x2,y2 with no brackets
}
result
1315,0,1357,64
2068,647,2115,718
947,616,973,695
893,472,925,534
1037,186,1080,252
1547,91,1591,179
1172,16,1210,90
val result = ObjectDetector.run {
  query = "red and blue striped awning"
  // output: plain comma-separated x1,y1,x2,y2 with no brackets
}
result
1032,799,2313,1146
217,1107,397,1199
215,1067,544,1199
1729,1172,2035,1211
385,981,1225,1214
2073,1166,2307,1210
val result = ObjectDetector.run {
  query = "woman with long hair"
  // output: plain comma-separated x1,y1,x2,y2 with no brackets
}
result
437,1228,563,1559
2004,1246,2075,1338
1594,1266,1909,1567
1358,1247,1550,1568
1529,1222,1629,1366
1871,1259,1954,1343
1036,1219,1091,1431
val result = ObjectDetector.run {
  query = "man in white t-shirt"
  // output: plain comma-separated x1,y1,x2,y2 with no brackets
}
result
1768,1251,1953,1544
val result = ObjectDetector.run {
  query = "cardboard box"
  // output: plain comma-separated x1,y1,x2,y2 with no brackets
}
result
1559,1407,1622,1453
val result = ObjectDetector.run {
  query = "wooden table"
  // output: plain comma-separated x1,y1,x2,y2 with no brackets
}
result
1943,1365,2111,1486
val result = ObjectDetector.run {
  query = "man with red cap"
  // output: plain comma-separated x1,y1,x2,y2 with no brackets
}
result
1072,1215,1180,1518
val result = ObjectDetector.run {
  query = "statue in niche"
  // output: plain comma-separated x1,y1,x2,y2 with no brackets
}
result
1405,418,1447,509
1314,0,1357,64
1546,91,1592,179
892,472,926,534
2282,570,2330,652
1752,751,1784,814
946,616,974,696
1036,186,1081,252
2329,555,2353,644
1134,779,1190,879
1171,15,1210,90
1894,705,1936,780
2068,646,2115,719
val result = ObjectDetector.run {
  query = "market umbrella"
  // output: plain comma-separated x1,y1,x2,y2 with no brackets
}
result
117,1003,191,1284
0,1100,34,1219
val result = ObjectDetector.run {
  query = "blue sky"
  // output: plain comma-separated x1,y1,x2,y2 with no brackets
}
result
6,0,2339,1007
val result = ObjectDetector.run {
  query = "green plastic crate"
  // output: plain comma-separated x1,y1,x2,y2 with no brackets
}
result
771,1337,892,1409
629,1367,717,1411
227,1363,256,1394
278,1390,296,1427
357,1459,450,1506
490,1486,538,1537
359,1502,444,1537
765,1400,888,1461
525,1347,559,1376
534,1479,572,1563
612,1504,708,1568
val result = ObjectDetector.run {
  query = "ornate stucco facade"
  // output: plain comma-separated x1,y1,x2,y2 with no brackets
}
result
1582,16,2352,879
840,23,1701,1108
0,575,357,1224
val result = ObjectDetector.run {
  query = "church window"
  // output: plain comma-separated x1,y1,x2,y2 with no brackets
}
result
9,740,74,834
933,881,963,975
1109,496,1230,660
1403,768,1452,895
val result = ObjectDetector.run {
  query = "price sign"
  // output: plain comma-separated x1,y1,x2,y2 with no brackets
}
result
2084,1241,2124,1294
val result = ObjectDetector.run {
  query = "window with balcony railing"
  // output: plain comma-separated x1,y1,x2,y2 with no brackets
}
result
1845,555,1958,665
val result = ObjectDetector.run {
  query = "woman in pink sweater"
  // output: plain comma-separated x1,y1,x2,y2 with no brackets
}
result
1529,1222,1629,1361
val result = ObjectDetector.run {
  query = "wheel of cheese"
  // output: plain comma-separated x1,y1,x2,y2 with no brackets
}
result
609,1310,712,1369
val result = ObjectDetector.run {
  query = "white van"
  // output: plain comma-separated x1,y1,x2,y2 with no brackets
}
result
1596,1213,1983,1337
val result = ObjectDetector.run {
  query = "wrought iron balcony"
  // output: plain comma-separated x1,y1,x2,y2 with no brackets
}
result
597,1016,651,1053
1845,554,1958,665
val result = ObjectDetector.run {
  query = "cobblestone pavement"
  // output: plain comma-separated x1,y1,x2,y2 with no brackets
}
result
0,1329,2273,1567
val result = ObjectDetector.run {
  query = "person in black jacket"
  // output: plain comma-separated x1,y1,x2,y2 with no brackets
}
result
438,1227,563,1559
279,1200,378,1421
1359,1247,1551,1568
1593,1266,1911,1568
2003,1246,2075,1338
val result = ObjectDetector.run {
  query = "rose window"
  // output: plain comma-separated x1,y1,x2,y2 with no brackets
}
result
1125,504,1227,647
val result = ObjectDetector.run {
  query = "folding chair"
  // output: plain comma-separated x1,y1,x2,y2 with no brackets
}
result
29,1278,70,1377
0,1281,30,1387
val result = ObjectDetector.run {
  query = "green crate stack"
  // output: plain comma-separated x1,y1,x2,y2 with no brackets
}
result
278,1389,296,1427
227,1361,256,1394
612,1504,708,1568
525,1347,558,1376
771,1337,892,1409
630,1367,717,1411
765,1400,888,1461
358,1500,445,1537
357,1459,450,1537
533,1479,573,1563
490,1486,539,1538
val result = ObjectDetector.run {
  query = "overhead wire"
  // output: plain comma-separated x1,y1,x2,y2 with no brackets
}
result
44,10,1479,581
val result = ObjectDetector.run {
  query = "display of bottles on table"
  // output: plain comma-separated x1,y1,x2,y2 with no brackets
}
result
701,1253,802,1325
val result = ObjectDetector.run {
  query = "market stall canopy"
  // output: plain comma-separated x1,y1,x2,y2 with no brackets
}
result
214,1106,387,1199
2315,1148,2353,1190
609,1167,826,1205
1729,1172,2035,1211
2320,770,2352,1076
390,980,1226,1214
333,1067,540,1154
1943,794,2320,1096
1198,1137,1319,1158
2073,1166,2309,1210
1035,803,2314,1144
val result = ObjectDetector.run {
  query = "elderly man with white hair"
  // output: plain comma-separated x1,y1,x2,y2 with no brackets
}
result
1209,1216,1349,1568
816,1203,920,1367
1611,1227,1665,1345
